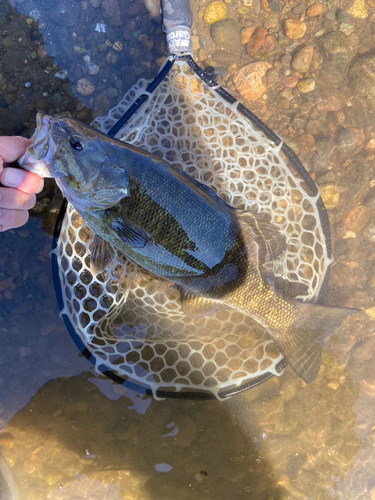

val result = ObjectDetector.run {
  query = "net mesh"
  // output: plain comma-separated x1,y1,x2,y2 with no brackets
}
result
54,61,332,399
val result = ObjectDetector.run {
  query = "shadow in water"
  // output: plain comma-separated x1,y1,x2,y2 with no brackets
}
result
2,372,287,500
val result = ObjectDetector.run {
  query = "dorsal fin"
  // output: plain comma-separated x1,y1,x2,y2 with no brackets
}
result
235,210,286,286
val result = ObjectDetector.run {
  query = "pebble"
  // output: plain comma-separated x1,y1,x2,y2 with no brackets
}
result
320,184,340,209
246,27,268,57
349,53,375,107
347,0,368,18
284,19,306,39
73,44,86,55
94,94,111,117
203,1,227,24
233,61,272,101
4,93,16,105
291,45,314,73
297,78,315,93
319,32,349,84
282,75,299,88
336,8,351,24
343,206,370,232
210,19,241,53
29,8,41,20
336,128,356,153
240,26,256,45
306,3,322,17
102,0,123,26
19,346,33,357
87,62,100,75
89,0,102,7
76,78,95,96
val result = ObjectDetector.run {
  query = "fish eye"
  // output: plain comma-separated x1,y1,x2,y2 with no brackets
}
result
69,137,84,150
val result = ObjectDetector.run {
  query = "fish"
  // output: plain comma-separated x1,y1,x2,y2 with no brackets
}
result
19,113,360,384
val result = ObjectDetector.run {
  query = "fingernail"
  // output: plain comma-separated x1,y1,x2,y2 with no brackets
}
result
5,169,23,187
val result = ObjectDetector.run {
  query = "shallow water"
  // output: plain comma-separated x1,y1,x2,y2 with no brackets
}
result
1,0,375,499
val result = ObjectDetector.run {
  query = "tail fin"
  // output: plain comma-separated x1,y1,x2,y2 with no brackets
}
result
273,303,360,383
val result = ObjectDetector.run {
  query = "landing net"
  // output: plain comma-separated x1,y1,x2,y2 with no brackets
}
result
53,61,331,399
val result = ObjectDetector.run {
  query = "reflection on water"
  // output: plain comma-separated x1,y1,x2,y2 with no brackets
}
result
1,0,375,499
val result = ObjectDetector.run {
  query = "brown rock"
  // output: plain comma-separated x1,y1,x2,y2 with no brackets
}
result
0,277,13,291
94,95,111,117
233,62,272,101
241,26,255,45
348,128,365,146
246,27,268,56
282,75,299,88
284,19,306,39
76,78,95,96
291,45,314,73
343,206,370,232
306,3,322,17
102,0,123,26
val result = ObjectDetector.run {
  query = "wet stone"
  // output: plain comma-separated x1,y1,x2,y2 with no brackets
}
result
204,1,227,24
297,78,315,93
94,95,111,117
76,78,95,96
347,0,368,18
89,0,102,7
4,93,16,105
343,206,370,232
102,0,123,26
284,19,306,39
349,54,375,108
320,184,341,210
336,8,351,24
291,45,314,73
282,75,299,88
73,44,86,55
87,63,100,75
306,3,322,17
336,128,356,153
233,62,272,101
210,19,241,53
319,32,349,85
246,27,268,57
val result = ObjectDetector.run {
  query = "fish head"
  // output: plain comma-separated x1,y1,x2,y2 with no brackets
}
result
19,113,129,210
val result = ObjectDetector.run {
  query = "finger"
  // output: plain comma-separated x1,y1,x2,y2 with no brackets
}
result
0,187,36,211
0,207,29,229
0,167,44,194
0,224,13,232
0,137,32,164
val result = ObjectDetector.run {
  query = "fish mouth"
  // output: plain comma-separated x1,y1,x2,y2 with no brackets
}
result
18,113,57,177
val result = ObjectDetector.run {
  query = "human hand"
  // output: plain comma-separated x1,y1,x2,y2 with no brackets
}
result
0,136,44,232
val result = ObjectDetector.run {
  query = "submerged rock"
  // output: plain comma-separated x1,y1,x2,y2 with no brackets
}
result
102,0,123,27
291,45,314,73
284,19,306,39
349,53,375,107
319,32,349,85
233,62,272,101
210,19,241,53
204,1,227,24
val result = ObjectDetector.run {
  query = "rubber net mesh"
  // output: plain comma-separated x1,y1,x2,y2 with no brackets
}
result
54,61,332,399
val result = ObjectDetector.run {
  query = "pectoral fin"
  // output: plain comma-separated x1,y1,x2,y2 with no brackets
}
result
105,209,151,248
236,210,287,286
90,234,116,276
181,291,227,318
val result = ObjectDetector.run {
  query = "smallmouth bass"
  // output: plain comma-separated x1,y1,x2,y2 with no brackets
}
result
19,113,360,383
